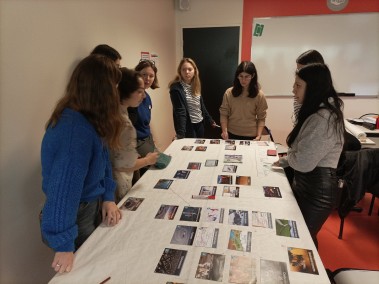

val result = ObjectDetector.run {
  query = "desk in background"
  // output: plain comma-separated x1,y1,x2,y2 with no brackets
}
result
50,139,330,284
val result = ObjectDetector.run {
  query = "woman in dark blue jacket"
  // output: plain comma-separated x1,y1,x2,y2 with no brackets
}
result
169,58,215,139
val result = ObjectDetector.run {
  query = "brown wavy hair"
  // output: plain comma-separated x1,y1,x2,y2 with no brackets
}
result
46,54,124,149
168,58,201,96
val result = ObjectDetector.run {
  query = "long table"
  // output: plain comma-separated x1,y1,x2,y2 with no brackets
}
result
50,138,330,284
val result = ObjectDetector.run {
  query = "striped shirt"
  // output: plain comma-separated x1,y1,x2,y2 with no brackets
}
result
180,81,203,123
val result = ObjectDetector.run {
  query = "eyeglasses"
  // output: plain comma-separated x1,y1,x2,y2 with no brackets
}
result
238,74,252,80
139,59,155,66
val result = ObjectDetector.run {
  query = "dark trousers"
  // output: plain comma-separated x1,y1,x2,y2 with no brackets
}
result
293,167,338,249
187,121,205,138
228,132,256,140
74,200,101,250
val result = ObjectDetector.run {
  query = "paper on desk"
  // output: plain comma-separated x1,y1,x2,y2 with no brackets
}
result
344,120,367,141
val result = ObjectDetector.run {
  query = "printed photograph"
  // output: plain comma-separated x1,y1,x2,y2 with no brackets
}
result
225,145,236,150
170,225,197,246
225,140,235,145
174,170,190,179
195,146,207,151
187,162,201,170
239,141,251,146
236,176,251,185
155,204,179,220
180,206,202,222
224,154,243,163
222,165,237,173
217,175,233,185
204,207,224,223
121,197,144,211
222,186,239,198
228,209,249,226
154,179,174,190
195,139,206,144
210,139,220,144
205,159,218,167
199,186,217,196
227,229,252,252
154,248,187,276
275,219,299,238
251,211,273,228
287,247,319,275
260,259,290,284
263,186,282,198
195,252,225,282
229,255,256,284
193,227,219,248
181,145,193,151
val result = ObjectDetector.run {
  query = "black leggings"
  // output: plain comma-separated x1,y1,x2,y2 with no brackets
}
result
293,167,338,249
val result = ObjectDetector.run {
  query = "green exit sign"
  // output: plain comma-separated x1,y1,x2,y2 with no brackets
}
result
253,24,264,37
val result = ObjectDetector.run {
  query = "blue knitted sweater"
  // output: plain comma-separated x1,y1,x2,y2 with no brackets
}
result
41,108,116,252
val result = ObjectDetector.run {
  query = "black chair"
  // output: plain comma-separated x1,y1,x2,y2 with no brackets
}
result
336,148,379,239
261,126,274,142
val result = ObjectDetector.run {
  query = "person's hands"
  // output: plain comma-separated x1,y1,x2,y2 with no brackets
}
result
102,201,122,226
211,121,220,128
221,130,228,140
253,135,261,141
52,252,74,273
145,152,159,165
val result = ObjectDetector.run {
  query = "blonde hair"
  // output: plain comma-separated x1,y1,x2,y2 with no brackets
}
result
168,58,201,96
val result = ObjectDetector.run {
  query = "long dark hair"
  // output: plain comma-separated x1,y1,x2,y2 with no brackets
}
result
232,61,260,98
118,67,143,101
287,63,345,147
46,54,124,149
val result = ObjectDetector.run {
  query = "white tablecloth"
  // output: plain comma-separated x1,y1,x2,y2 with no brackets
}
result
50,138,330,284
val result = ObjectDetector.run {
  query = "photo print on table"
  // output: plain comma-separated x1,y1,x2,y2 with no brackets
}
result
224,154,243,163
275,219,299,238
180,206,202,222
251,211,273,228
210,139,220,144
154,248,187,276
155,204,179,220
263,186,282,198
194,139,206,144
187,162,201,170
195,146,207,151
174,170,190,179
222,165,237,173
121,197,144,211
229,255,256,284
170,225,197,246
260,259,289,284
193,227,219,248
205,159,218,167
204,207,224,223
236,176,251,185
222,186,239,198
181,145,193,151
225,140,235,145
227,229,252,252
199,186,217,196
225,145,237,150
287,247,319,275
217,175,233,184
195,252,225,282
228,209,249,226
154,179,174,190
239,140,251,146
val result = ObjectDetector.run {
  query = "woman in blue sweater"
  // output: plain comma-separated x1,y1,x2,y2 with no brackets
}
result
40,55,124,273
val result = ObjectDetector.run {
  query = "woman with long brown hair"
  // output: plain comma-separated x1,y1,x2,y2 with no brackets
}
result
40,54,124,273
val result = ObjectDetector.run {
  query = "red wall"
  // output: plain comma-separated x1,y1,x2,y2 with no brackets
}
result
242,0,379,61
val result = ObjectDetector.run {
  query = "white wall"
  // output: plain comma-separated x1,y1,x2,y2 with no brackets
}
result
0,0,175,283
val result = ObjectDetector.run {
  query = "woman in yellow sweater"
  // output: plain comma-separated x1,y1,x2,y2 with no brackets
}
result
219,61,268,140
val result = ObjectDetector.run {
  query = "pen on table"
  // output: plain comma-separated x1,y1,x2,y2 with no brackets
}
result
99,276,111,284
192,195,215,200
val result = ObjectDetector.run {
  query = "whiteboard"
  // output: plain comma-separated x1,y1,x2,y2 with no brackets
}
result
251,13,379,97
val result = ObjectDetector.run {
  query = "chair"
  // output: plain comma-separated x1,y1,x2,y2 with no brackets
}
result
336,148,379,239
332,268,379,284
261,126,274,142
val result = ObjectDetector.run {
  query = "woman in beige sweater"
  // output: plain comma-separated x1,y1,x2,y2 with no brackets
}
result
219,61,268,140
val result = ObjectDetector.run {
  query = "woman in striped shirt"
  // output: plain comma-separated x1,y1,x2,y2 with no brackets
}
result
169,58,216,139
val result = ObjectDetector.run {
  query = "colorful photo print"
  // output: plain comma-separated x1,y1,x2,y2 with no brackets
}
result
187,162,201,170
154,179,174,190
287,247,319,275
195,252,225,282
121,197,144,211
155,204,179,220
154,248,187,276
236,176,251,185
